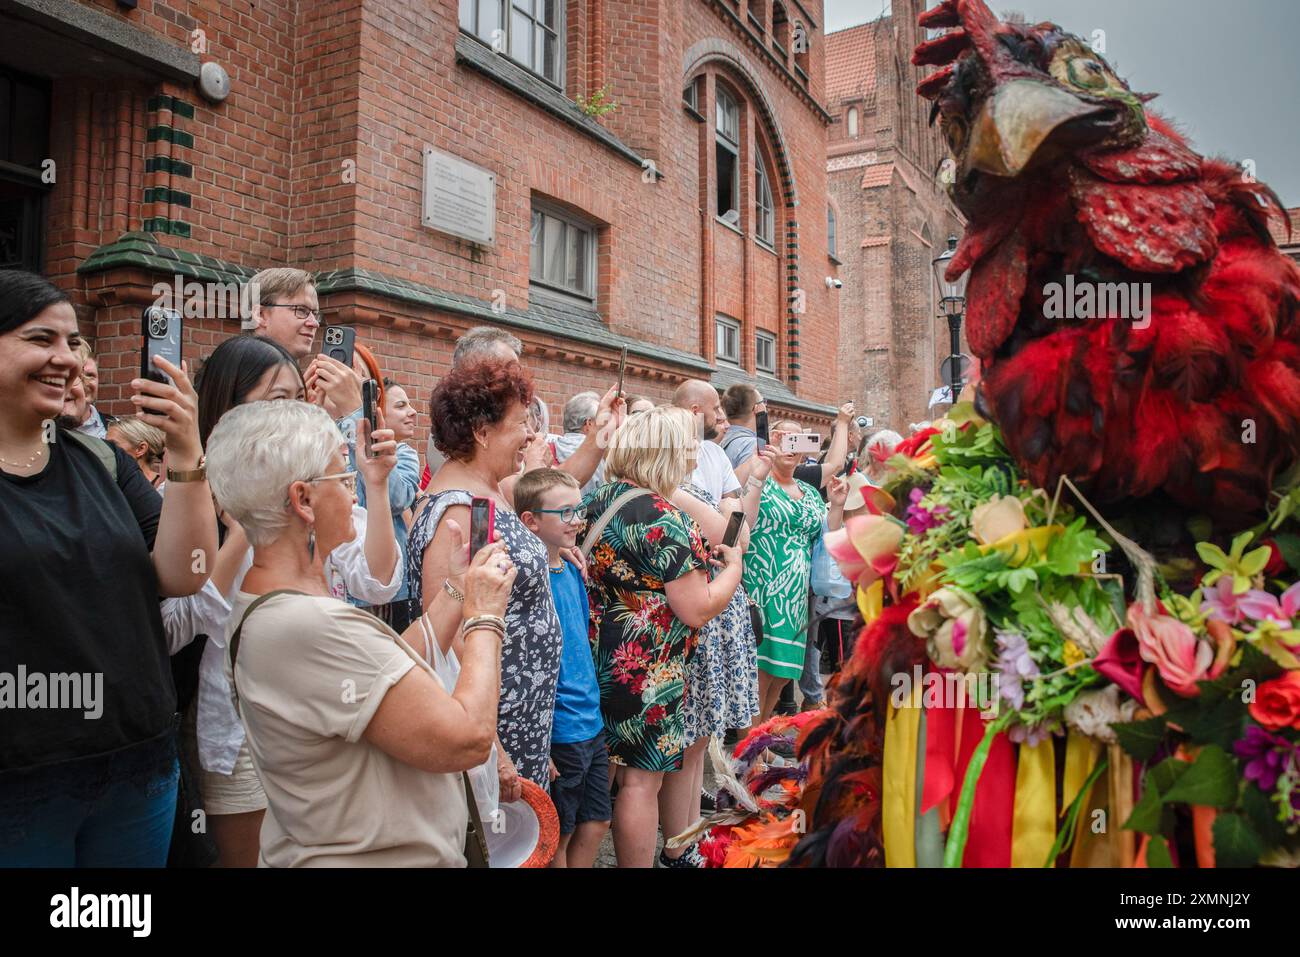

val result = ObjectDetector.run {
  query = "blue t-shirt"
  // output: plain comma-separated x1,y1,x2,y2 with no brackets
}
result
549,560,603,745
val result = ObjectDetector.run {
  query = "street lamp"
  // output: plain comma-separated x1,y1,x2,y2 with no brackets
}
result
931,235,970,397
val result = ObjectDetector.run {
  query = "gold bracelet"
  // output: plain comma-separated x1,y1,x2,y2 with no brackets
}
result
462,614,506,637
443,579,465,602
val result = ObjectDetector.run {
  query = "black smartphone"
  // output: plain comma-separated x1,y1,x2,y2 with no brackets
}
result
469,496,496,556
755,409,770,446
721,510,745,548
322,325,356,367
141,305,182,396
616,346,627,399
361,379,378,459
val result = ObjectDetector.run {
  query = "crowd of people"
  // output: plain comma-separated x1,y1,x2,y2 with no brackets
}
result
0,265,903,868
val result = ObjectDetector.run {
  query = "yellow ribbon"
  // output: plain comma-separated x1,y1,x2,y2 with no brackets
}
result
1062,735,1107,868
1010,736,1057,867
857,577,884,625
882,682,921,868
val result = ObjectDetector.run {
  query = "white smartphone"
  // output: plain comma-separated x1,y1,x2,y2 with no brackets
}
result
781,432,823,455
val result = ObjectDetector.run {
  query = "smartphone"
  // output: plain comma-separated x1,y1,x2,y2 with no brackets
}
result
322,325,356,367
755,409,770,446
782,432,823,455
361,379,378,459
469,496,496,556
141,305,183,394
721,510,745,548
616,345,627,399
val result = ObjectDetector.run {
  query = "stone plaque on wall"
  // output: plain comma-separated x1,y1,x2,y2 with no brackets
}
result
422,146,496,245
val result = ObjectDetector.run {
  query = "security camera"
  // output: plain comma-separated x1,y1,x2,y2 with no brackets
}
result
826,276,843,289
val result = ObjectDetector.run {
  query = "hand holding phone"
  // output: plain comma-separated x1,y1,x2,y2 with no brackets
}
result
322,325,356,369
616,346,627,400
141,306,183,393
469,496,496,557
721,509,745,548
361,379,379,459
755,409,770,446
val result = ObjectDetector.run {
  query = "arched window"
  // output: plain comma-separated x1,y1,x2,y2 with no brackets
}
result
755,152,774,247
847,106,859,138
828,205,838,259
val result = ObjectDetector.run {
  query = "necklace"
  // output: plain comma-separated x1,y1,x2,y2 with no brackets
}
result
0,445,46,469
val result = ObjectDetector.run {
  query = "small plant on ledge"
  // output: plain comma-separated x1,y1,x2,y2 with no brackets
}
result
576,85,618,117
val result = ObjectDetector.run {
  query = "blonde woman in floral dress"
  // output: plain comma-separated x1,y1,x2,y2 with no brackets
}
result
744,421,844,720
582,407,743,867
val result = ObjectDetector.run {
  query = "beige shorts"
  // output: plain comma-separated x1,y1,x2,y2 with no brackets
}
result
182,701,268,816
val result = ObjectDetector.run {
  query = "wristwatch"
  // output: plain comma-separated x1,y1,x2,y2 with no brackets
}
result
167,456,207,484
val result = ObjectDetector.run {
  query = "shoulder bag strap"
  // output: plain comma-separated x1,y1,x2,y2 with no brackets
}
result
580,486,653,559
65,429,118,481
228,589,308,700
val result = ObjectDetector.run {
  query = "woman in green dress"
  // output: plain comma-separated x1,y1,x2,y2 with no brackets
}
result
743,420,844,720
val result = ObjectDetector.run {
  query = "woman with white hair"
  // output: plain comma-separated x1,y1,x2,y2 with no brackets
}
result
582,406,743,867
205,400,515,867
862,428,904,483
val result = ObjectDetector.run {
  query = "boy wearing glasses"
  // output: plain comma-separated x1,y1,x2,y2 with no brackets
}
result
515,469,610,867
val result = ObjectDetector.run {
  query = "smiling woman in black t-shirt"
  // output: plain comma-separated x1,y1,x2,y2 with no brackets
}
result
0,270,218,867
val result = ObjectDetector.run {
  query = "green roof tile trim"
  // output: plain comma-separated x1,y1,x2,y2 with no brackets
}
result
314,266,712,373
711,365,835,417
145,156,193,177
78,233,257,283
76,241,716,376
147,126,194,148
454,33,661,178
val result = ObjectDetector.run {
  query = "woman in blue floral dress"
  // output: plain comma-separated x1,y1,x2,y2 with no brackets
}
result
582,407,744,867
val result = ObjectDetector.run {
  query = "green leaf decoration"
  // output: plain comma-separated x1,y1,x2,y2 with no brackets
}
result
1112,715,1169,763
1211,812,1265,868
1176,691,1246,751
1146,834,1174,868
1124,780,1167,835
1241,782,1289,847
1160,745,1238,809
1148,755,1190,793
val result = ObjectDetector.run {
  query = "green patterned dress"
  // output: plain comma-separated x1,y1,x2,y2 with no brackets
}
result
582,481,710,772
743,478,827,679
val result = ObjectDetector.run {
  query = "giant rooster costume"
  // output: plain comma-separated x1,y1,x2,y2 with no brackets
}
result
681,0,1300,869
916,0,1300,518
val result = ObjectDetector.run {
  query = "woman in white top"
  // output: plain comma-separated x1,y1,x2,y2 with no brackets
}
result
162,335,401,867
205,399,513,866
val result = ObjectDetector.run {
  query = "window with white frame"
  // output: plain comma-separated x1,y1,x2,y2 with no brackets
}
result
828,205,838,259
755,152,774,247
756,329,776,373
460,0,563,87
847,106,859,137
716,315,741,365
715,86,740,221
530,202,595,301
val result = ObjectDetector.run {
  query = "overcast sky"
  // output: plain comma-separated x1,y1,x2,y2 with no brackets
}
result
823,0,1300,205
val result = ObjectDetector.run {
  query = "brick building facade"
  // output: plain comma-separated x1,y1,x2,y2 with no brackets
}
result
0,0,844,452
825,0,965,432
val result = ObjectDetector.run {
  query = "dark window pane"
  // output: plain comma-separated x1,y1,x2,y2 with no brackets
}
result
541,0,559,27
530,209,543,279
10,79,49,171
717,144,737,218
542,31,558,83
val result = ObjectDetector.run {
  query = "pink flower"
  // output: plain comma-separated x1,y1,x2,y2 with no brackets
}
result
1200,576,1248,625
1093,628,1146,702
1126,603,1217,698
825,515,903,587
1237,582,1300,625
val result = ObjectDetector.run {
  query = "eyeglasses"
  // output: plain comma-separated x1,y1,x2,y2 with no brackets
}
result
307,470,358,494
533,505,588,524
264,303,321,321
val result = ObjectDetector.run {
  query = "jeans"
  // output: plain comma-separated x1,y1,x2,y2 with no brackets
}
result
799,631,824,704
0,757,179,867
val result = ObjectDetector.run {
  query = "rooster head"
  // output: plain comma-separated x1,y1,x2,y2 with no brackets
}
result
916,0,1150,192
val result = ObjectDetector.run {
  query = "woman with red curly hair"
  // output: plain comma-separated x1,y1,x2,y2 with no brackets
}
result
405,357,564,811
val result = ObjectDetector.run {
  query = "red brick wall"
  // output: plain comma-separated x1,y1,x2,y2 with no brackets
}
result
34,0,838,451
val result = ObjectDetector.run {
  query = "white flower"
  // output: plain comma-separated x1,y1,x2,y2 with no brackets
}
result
1063,685,1138,744
907,587,989,672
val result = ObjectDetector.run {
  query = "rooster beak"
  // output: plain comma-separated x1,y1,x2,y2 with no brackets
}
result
966,79,1109,178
